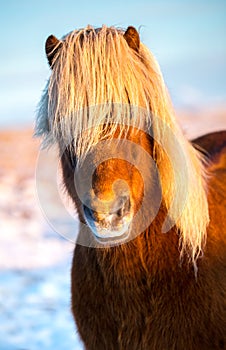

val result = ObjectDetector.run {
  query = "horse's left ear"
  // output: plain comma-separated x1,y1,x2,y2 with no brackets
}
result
123,26,140,53
45,35,63,67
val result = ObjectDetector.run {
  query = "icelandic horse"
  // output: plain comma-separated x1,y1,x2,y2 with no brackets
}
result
35,26,226,349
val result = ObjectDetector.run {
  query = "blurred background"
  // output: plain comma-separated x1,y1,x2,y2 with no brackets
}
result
0,0,225,349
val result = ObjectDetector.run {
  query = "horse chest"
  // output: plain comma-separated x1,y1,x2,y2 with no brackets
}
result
72,247,225,350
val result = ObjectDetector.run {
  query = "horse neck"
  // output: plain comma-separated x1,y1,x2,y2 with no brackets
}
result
94,204,183,283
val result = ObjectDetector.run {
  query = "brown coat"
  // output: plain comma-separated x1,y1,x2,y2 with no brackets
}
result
66,131,226,350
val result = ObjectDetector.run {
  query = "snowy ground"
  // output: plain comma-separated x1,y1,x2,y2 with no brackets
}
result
0,177,82,349
0,262,83,350
0,109,225,349
0,130,83,349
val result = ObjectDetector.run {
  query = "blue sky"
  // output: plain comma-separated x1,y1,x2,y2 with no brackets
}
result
1,0,226,126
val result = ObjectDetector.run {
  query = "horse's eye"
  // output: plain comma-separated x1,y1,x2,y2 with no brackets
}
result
62,148,77,169
70,154,77,169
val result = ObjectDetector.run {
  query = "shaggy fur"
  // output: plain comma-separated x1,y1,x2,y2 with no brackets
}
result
36,25,226,349
35,25,209,263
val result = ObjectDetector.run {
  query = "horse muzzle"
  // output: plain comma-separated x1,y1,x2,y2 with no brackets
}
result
83,193,133,243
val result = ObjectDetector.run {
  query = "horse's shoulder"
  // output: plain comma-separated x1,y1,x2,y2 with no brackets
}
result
192,131,226,170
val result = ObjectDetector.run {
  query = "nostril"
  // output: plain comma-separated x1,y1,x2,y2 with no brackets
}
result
114,196,131,219
83,204,95,221
116,208,123,218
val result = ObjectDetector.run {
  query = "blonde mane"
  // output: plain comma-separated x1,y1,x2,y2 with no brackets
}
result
35,25,209,264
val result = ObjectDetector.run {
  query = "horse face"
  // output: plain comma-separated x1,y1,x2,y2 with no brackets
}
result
82,155,144,243
61,126,156,244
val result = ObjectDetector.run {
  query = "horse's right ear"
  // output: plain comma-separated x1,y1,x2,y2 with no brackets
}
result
124,26,140,53
45,35,63,67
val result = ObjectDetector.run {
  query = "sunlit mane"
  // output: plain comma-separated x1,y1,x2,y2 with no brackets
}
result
35,25,209,264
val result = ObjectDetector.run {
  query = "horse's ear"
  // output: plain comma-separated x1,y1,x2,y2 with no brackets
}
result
45,35,63,67
123,26,140,53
